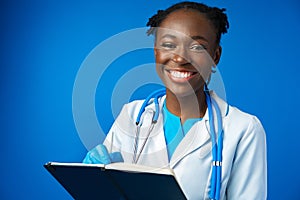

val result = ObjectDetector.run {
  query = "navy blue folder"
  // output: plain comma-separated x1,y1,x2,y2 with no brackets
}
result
44,162,187,200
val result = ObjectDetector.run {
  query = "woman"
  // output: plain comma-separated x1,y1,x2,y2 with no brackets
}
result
83,2,267,199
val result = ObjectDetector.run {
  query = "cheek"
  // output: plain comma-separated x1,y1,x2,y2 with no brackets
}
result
191,52,214,66
154,51,163,77
155,62,165,80
155,49,172,64
190,54,214,80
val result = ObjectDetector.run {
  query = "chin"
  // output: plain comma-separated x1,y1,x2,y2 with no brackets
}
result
166,84,202,99
164,78,204,96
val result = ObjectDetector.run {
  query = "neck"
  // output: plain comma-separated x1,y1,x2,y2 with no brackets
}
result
165,89,207,124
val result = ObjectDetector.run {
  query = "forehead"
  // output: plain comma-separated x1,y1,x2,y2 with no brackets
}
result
157,9,216,42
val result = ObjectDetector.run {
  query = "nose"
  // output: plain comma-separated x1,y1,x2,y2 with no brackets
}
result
171,48,189,65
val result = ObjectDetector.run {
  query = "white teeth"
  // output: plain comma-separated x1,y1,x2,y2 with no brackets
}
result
170,70,193,78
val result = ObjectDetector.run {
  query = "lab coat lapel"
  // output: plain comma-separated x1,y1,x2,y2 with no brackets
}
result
170,120,211,168
169,91,228,168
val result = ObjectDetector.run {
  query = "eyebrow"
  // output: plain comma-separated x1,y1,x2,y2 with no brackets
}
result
191,35,209,43
160,34,208,43
161,34,176,39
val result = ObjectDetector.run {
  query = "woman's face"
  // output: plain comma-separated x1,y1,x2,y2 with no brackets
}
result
154,9,221,98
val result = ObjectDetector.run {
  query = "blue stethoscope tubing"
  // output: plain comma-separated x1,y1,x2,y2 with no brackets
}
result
135,88,166,125
135,88,223,200
206,90,223,200
133,88,166,163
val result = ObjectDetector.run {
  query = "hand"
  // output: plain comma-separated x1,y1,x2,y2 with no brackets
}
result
82,144,123,164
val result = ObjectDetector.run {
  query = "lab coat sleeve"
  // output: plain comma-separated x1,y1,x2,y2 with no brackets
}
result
226,116,267,200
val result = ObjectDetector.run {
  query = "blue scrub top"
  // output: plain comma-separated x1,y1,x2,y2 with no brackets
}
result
162,102,202,159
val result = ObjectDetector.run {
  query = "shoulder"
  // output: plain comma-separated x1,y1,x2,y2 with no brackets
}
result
210,91,264,131
224,104,266,146
120,99,145,119
210,91,265,139
111,99,145,129
227,105,264,132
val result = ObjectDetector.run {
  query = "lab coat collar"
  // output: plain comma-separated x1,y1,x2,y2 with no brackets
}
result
169,121,210,168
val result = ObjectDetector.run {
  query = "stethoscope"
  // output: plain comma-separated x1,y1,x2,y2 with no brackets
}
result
132,87,223,200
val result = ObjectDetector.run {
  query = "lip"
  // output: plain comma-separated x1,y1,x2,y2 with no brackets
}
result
165,69,198,83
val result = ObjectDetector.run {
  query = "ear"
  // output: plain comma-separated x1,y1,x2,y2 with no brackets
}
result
154,47,157,57
213,45,222,66
154,42,158,57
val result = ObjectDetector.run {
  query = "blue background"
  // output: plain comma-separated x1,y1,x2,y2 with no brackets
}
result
1,0,299,199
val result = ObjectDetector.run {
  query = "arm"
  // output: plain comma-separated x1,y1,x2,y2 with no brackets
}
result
226,116,267,199
82,106,128,164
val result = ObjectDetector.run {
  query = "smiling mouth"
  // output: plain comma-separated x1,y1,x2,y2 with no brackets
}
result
168,70,197,79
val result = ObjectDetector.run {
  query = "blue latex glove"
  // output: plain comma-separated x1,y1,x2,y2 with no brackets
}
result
82,144,123,164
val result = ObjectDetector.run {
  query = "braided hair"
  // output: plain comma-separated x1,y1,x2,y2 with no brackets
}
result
146,1,229,45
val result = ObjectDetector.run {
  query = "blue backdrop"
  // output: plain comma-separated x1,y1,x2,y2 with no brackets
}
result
1,0,299,199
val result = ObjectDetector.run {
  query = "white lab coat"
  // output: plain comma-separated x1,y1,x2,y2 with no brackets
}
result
103,91,267,200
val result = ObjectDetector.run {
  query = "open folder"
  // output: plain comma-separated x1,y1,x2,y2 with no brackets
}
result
44,162,187,200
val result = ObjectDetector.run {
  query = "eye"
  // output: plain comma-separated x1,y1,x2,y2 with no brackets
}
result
160,42,177,50
190,44,206,52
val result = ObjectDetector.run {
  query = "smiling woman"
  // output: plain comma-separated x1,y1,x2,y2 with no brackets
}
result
82,2,267,200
